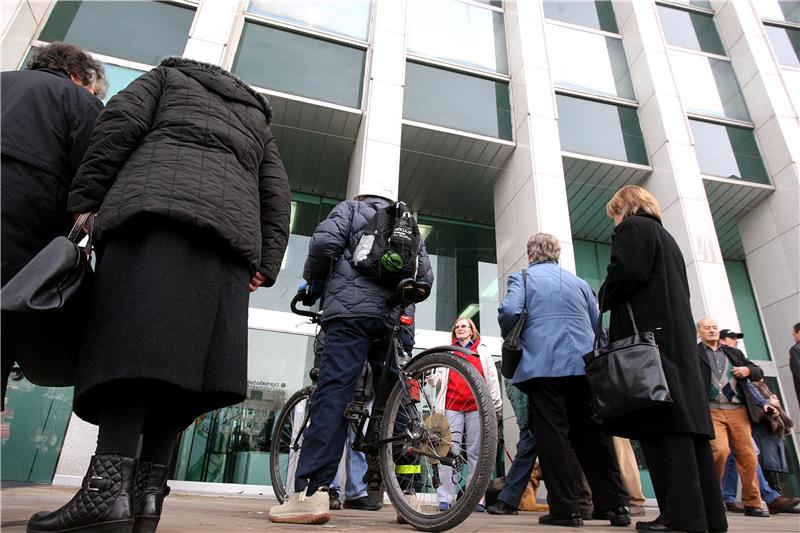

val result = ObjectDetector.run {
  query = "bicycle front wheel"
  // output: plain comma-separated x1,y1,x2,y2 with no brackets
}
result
380,350,498,532
269,387,313,503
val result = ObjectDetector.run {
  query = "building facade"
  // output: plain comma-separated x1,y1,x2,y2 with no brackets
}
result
2,0,799,497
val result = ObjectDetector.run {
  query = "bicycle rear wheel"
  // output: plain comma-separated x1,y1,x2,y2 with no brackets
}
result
379,350,498,531
269,387,313,503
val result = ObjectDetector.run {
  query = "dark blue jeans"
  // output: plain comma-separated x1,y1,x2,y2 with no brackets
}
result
498,427,538,508
294,317,392,494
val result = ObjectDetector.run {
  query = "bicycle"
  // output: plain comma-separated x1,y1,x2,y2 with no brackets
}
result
269,279,499,531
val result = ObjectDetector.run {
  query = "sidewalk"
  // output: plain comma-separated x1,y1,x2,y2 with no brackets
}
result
2,485,798,532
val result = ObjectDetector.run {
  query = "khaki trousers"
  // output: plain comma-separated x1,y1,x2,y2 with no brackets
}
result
613,437,646,506
709,407,762,508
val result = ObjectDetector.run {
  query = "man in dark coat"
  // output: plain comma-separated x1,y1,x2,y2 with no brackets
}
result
0,42,104,405
269,192,433,525
601,184,726,533
696,318,768,517
791,323,800,409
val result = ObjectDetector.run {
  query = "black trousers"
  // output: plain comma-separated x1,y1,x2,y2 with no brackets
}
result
639,433,727,532
518,376,628,516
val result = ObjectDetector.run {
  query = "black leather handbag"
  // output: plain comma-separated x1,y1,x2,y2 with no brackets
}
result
501,269,527,379
583,301,672,418
1,214,95,386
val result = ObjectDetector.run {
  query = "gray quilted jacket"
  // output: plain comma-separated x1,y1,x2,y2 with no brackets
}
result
303,196,433,324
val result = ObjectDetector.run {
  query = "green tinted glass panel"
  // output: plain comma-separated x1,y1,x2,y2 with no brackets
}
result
671,51,749,120
543,0,619,32
102,63,144,103
724,260,770,361
39,1,194,66
407,0,509,74
657,5,726,54
556,94,648,164
173,329,315,484
1,379,74,483
765,25,800,67
689,120,769,183
573,239,612,294
233,22,366,108
246,0,371,40
413,215,498,335
403,62,512,140
668,0,713,9
782,1,800,23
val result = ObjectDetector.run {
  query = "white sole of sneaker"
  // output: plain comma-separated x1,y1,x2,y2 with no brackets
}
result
268,512,331,525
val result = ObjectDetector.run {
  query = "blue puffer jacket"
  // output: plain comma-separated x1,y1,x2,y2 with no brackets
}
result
498,262,599,383
303,196,434,324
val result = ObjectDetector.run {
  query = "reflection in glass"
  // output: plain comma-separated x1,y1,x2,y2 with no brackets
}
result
657,5,726,55
670,51,749,120
765,25,800,67
246,0,371,40
39,1,195,66
412,216,498,335
724,260,771,361
173,329,315,484
546,24,634,99
407,0,509,74
556,94,648,165
689,119,769,184
754,0,800,24
403,62,512,140
233,22,366,108
543,0,619,33
101,63,144,103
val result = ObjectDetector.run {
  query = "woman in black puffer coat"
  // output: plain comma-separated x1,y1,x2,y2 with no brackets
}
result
27,58,290,533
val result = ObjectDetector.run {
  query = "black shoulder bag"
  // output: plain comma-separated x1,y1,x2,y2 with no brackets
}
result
501,269,527,380
582,295,672,418
1,213,95,386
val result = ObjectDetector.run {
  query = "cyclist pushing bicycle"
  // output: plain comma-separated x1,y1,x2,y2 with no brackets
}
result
268,191,498,531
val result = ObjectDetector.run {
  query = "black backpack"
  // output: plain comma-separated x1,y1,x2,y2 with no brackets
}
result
352,201,422,289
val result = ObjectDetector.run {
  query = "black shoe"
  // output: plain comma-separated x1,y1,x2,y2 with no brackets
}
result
635,520,679,532
539,513,583,527
743,506,769,517
133,461,170,533
343,496,382,511
486,500,518,515
608,506,631,527
27,454,136,533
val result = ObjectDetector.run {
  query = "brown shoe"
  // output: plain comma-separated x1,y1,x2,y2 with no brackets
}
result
767,495,800,514
725,501,744,513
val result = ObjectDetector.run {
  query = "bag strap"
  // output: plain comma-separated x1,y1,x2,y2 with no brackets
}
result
593,287,640,350
67,213,95,261
520,268,527,312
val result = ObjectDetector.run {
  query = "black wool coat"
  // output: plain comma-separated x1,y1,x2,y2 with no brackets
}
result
697,343,764,423
68,57,290,283
599,214,714,439
1,68,103,284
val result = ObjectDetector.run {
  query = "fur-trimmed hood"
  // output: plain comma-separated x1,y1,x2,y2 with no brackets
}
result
159,57,272,124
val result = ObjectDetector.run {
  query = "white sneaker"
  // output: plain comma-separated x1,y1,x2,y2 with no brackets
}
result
268,488,330,524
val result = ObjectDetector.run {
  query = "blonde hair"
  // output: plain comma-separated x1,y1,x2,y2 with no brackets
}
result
451,317,480,343
527,233,561,263
606,185,662,221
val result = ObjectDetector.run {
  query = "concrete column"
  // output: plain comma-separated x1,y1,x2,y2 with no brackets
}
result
494,1,574,280
712,0,800,427
612,0,740,331
182,0,240,66
346,0,407,200
1,1,54,70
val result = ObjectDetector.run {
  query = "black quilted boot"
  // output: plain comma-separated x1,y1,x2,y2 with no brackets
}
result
132,462,170,533
27,454,136,533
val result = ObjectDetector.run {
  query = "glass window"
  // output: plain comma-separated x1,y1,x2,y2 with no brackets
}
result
666,0,713,9
724,260,770,361
39,1,195,66
546,24,634,99
101,63,145,103
765,24,800,67
755,0,800,24
414,216,499,336
233,22,366,108
403,61,512,140
670,50,749,120
407,0,509,74
556,94,648,165
246,0,371,41
657,4,726,55
250,195,337,312
689,119,769,184
173,329,315,484
543,0,619,33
